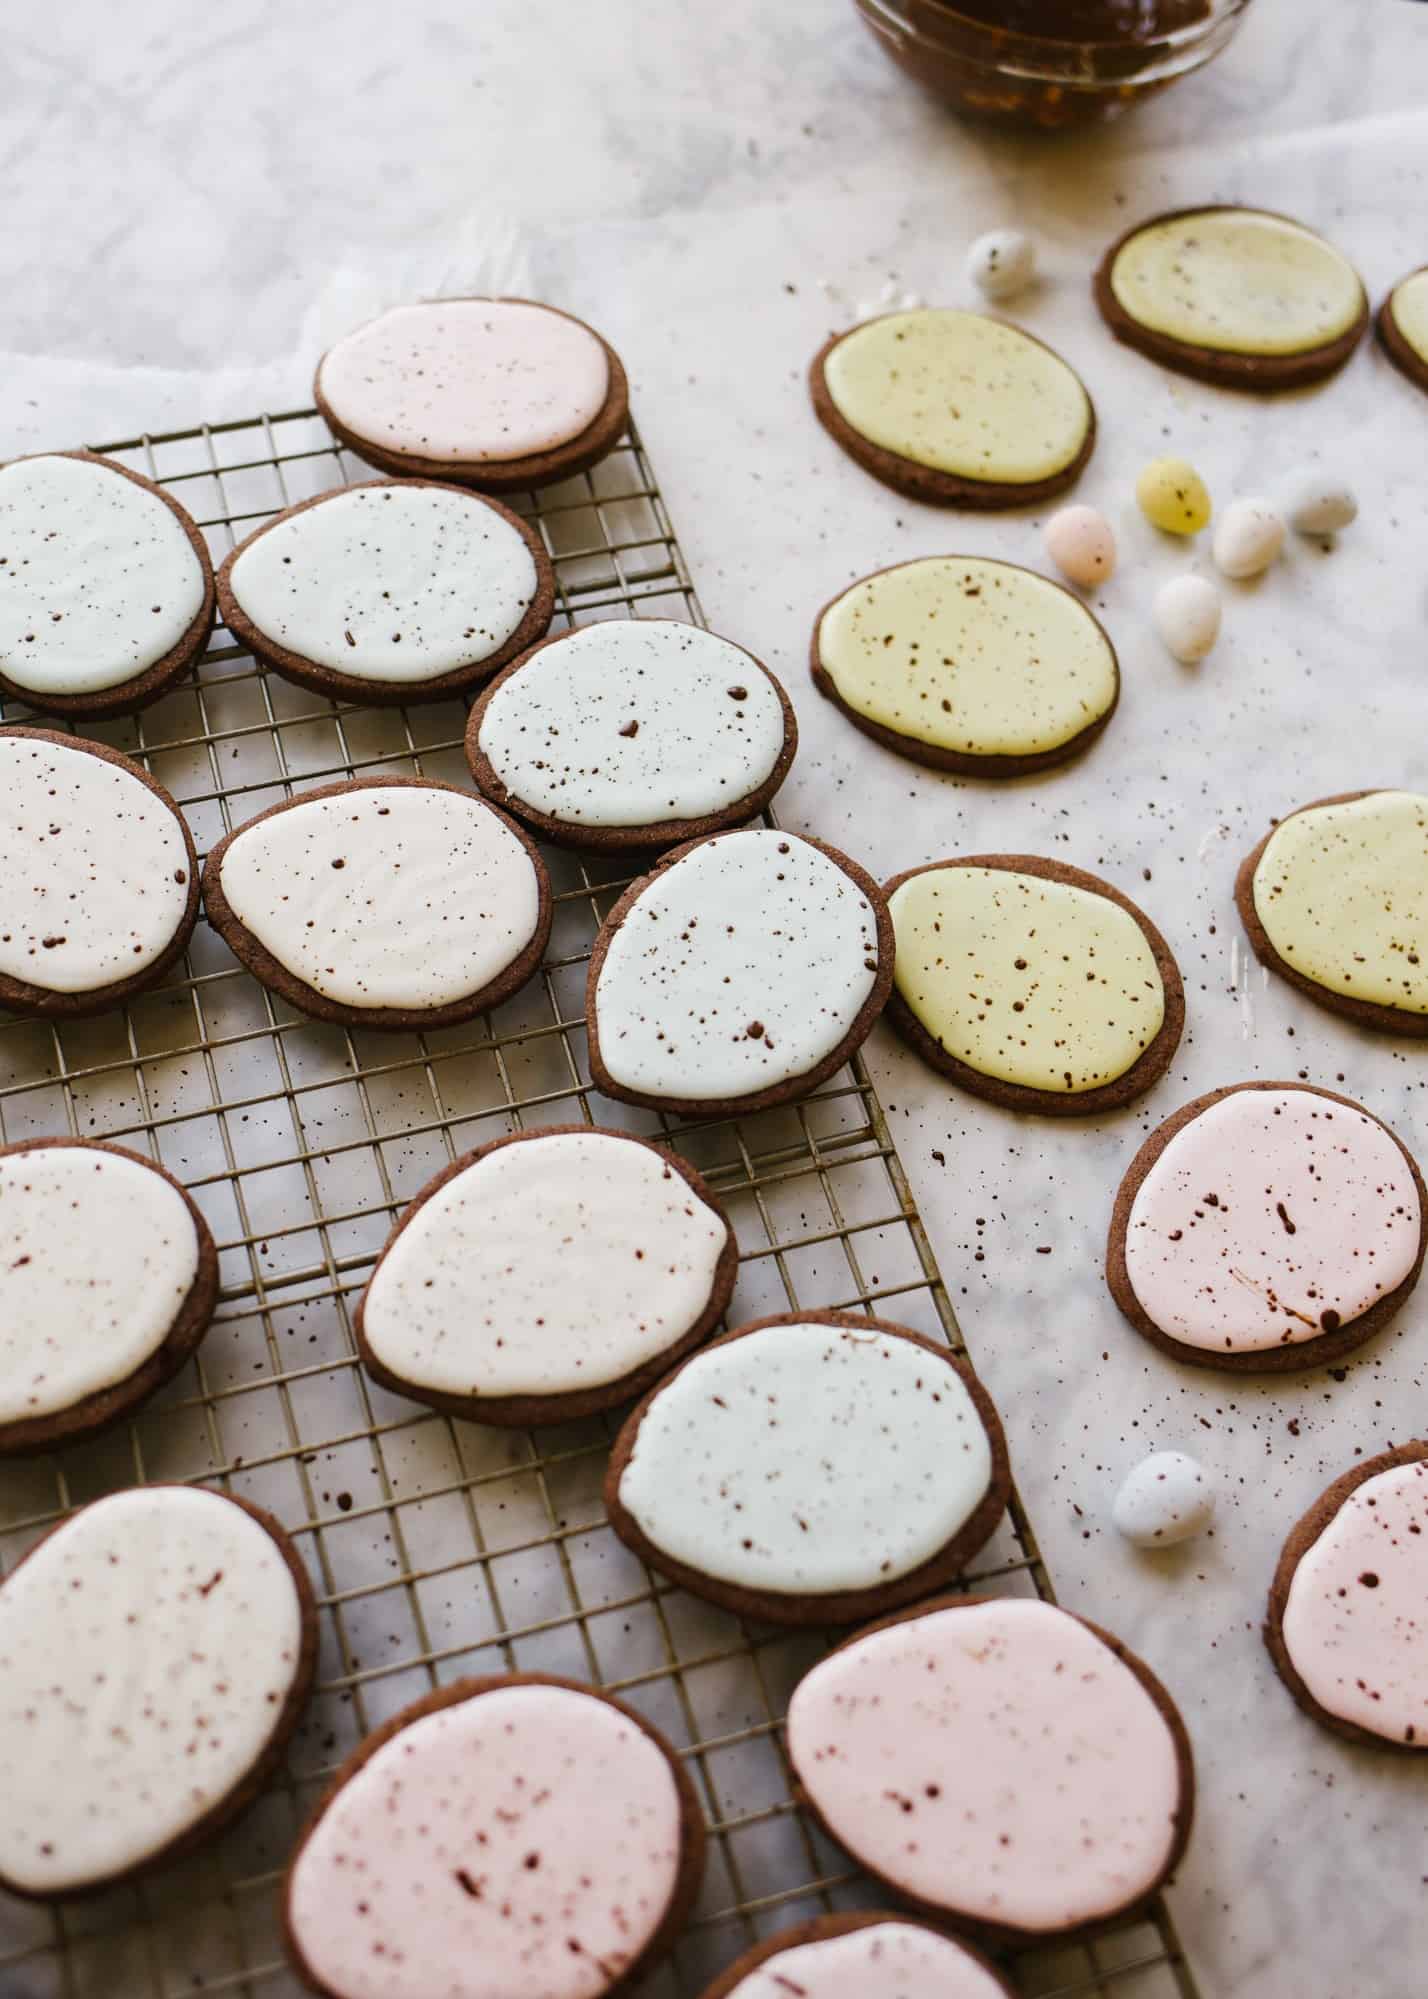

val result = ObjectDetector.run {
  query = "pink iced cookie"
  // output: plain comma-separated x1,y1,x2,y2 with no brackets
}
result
1267,1445,1428,1749
785,1595,1193,1944
698,1913,1014,1999
284,1675,705,1999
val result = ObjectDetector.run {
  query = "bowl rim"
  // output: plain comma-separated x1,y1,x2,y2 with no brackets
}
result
864,0,1252,64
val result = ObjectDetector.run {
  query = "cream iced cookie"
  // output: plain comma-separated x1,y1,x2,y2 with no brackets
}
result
355,1125,736,1426
811,555,1119,775
809,308,1095,506
315,298,629,492
883,855,1184,1115
0,1138,218,1455
1377,266,1428,398
785,1595,1194,1944
467,620,796,850
1095,207,1368,390
202,776,550,1031
587,827,893,1117
605,1311,1010,1626
1108,1082,1425,1373
697,1914,1015,1999
283,1674,704,1999
0,452,214,719
0,1485,314,1899
0,725,199,1018
1236,789,1428,1033
1266,1443,1428,1750
217,480,553,706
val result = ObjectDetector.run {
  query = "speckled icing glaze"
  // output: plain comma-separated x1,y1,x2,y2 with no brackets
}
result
725,1924,1008,1999
823,311,1091,484
476,621,787,827
593,830,880,1102
0,735,191,994
0,455,206,697
218,786,541,1010
0,1486,305,1895
1390,269,1428,362
1109,211,1365,357
318,300,610,465
786,1598,1182,1933
228,484,538,680
1252,792,1428,1014
1281,1460,1428,1745
0,1146,200,1423
362,1131,728,1398
817,557,1116,757
616,1323,992,1594
1124,1090,1420,1355
889,865,1165,1093
287,1683,684,1999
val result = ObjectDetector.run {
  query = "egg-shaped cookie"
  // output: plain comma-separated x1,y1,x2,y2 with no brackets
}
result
810,308,1095,507
283,1674,704,1999
1378,266,1428,396
696,1913,1015,1999
1108,1083,1425,1374
466,619,796,850
811,555,1119,776
0,725,199,1018
1266,1443,1428,1750
315,297,629,491
217,480,553,707
785,1594,1194,1945
355,1125,736,1426
883,855,1184,1114
1237,788,1428,1034
0,1138,218,1455
0,452,214,719
0,1485,315,1899
202,776,549,1031
1095,207,1368,390
587,827,893,1117
606,1311,1009,1625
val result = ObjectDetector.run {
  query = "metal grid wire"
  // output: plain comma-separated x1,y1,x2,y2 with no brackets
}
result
0,409,1201,1999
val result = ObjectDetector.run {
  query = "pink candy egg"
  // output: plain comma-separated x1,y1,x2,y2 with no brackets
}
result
1044,504,1117,587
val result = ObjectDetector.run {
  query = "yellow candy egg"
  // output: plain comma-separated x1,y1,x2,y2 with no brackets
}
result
1136,458,1211,536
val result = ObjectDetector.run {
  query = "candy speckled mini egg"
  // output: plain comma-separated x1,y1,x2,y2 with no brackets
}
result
1136,458,1211,535
1154,575,1221,663
1113,1451,1215,1548
1285,469,1358,536
1044,504,1117,587
966,228,1036,303
1212,497,1285,580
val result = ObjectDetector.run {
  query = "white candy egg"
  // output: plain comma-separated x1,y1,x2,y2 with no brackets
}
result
1044,504,1117,587
1113,1451,1215,1548
966,229,1036,303
1154,574,1221,663
1284,470,1358,537
1212,497,1285,580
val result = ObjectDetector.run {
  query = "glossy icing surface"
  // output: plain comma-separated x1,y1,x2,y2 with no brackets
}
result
1124,1090,1420,1354
1390,269,1428,362
228,484,538,679
1280,1459,1428,1745
786,1598,1182,1931
362,1131,728,1398
0,734,191,994
1109,210,1364,357
0,1487,304,1894
817,557,1116,758
1251,791,1428,1014
889,865,1165,1093
477,621,786,827
0,455,205,697
593,830,880,1102
219,786,541,1010
318,300,610,465
0,1146,200,1423
823,310,1091,484
617,1322,993,1595
286,1683,684,1999
725,1923,1008,1999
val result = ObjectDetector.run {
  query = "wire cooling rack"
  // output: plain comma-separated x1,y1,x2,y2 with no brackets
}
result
0,410,1201,1999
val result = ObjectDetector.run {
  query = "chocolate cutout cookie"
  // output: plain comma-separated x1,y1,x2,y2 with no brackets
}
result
1377,266,1428,397
696,1912,1016,1999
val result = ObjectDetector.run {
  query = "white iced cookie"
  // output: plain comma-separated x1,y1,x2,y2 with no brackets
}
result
356,1126,734,1421
0,1485,312,1897
1113,1452,1215,1548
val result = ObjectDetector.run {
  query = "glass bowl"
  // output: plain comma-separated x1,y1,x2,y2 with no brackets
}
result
854,0,1254,130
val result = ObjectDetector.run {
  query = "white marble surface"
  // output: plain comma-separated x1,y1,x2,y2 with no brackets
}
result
5,3,1428,1995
